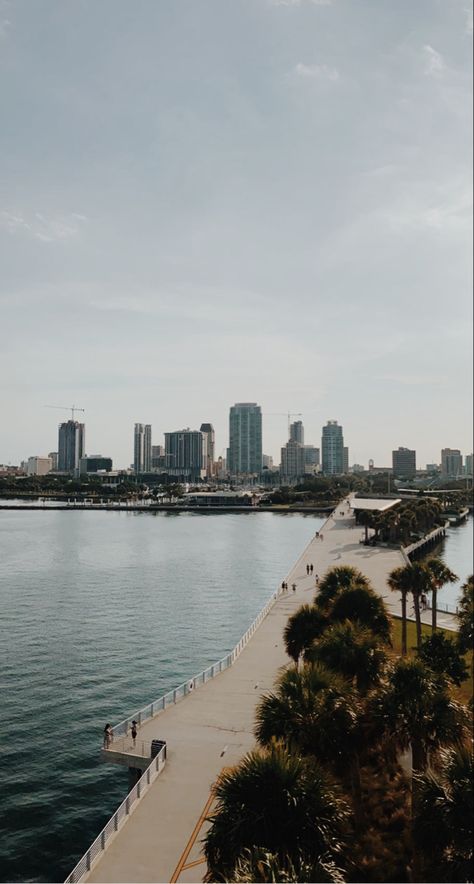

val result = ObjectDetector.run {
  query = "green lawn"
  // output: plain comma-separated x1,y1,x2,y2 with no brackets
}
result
391,617,473,703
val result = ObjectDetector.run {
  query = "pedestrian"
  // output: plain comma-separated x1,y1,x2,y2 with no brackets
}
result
315,531,319,538
131,720,138,747
310,564,313,574
292,583,296,592
315,574,319,585
421,593,427,611
306,564,310,575
281,580,285,592
103,723,113,749
320,533,324,541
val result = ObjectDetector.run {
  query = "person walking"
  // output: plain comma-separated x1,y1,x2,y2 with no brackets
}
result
310,564,314,574
292,583,296,593
131,720,138,748
103,724,113,749
306,564,310,575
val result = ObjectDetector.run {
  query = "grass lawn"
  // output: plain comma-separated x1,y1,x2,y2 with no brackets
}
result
391,617,473,704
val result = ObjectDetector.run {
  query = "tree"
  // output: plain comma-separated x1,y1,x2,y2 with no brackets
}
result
326,585,392,645
305,621,387,694
413,744,473,883
316,566,370,610
228,848,346,883
417,632,468,686
388,563,431,649
254,664,367,830
203,744,350,883
283,605,328,664
388,566,412,656
457,575,474,685
424,558,458,632
357,511,373,544
370,658,468,774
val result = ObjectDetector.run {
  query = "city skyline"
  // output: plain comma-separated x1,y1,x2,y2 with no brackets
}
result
0,1,472,468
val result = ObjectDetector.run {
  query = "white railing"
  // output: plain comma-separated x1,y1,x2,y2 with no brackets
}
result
403,523,448,556
426,599,459,615
108,585,283,742
64,744,166,884
65,583,284,883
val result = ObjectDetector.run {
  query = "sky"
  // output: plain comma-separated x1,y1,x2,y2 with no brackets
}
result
0,0,472,469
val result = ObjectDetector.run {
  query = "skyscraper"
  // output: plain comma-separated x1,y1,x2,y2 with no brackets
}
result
441,448,463,478
200,423,215,478
281,440,306,482
392,447,416,478
289,420,304,445
321,420,344,475
164,429,207,480
228,403,262,475
134,423,152,473
58,420,85,473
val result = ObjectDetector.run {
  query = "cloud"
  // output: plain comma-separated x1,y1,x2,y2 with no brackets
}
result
422,44,446,77
0,210,87,242
294,62,339,80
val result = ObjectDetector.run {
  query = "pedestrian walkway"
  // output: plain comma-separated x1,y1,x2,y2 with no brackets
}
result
83,500,458,883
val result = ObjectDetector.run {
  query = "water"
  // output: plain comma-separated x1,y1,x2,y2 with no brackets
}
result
0,510,322,883
435,516,473,608
0,509,471,883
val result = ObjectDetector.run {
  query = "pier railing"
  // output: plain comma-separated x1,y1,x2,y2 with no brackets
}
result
109,585,282,742
64,743,166,884
65,583,283,882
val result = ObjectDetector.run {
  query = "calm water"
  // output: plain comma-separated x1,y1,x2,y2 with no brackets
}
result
0,510,471,883
0,510,322,883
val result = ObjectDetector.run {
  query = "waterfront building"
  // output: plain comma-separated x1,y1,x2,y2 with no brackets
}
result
27,456,53,476
164,429,207,481
289,420,304,445
134,424,152,473
392,447,416,479
281,440,306,482
79,456,113,475
441,448,463,478
321,420,344,475
58,421,85,473
200,423,215,478
48,452,58,471
228,403,262,475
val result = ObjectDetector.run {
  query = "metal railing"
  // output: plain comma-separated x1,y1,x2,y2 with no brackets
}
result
64,744,166,884
65,583,284,882
425,600,459,615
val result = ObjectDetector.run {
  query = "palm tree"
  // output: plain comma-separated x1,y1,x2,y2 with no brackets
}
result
388,566,412,656
424,558,458,632
305,621,387,694
457,575,474,685
357,510,373,544
417,632,468,686
203,744,350,883
325,585,392,645
316,566,370,610
283,604,328,664
229,848,346,883
413,743,473,883
370,658,468,774
255,664,367,830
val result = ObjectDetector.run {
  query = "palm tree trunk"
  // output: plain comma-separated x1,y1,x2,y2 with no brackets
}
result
413,593,422,648
401,591,407,656
431,587,437,632
349,754,366,832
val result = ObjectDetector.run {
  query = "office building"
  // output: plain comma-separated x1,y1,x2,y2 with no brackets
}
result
58,421,85,473
164,429,207,480
465,454,473,477
151,445,165,471
303,445,320,467
200,423,215,478
134,423,152,473
27,456,53,476
281,440,306,482
343,447,349,474
48,452,58,471
289,420,304,445
321,420,344,475
80,456,113,475
441,448,463,478
228,403,262,475
392,447,416,478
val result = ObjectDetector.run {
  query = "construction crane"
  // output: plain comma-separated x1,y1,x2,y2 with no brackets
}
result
44,404,85,420
266,412,303,439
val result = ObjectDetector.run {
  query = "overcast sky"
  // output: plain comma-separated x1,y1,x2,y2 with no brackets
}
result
1,0,472,469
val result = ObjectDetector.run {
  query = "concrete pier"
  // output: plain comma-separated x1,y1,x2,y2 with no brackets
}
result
79,502,458,883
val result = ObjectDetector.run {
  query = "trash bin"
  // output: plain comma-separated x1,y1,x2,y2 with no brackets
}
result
151,739,167,760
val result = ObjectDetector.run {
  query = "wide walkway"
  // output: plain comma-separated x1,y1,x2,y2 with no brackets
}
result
84,502,457,883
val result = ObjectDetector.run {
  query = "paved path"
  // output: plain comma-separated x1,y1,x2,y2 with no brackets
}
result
84,502,457,883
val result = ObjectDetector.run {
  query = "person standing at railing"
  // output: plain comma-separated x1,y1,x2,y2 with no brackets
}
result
131,720,138,748
103,724,113,749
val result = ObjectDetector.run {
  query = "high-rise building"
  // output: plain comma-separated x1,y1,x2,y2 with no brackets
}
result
465,454,473,477
134,423,152,473
58,421,85,473
289,421,304,445
48,452,58,471
281,440,306,482
262,454,274,469
27,456,53,476
303,445,320,467
200,423,215,478
80,456,113,475
392,447,416,478
228,403,262,475
164,429,207,480
151,445,165,471
343,447,349,474
441,448,463,478
321,420,344,475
